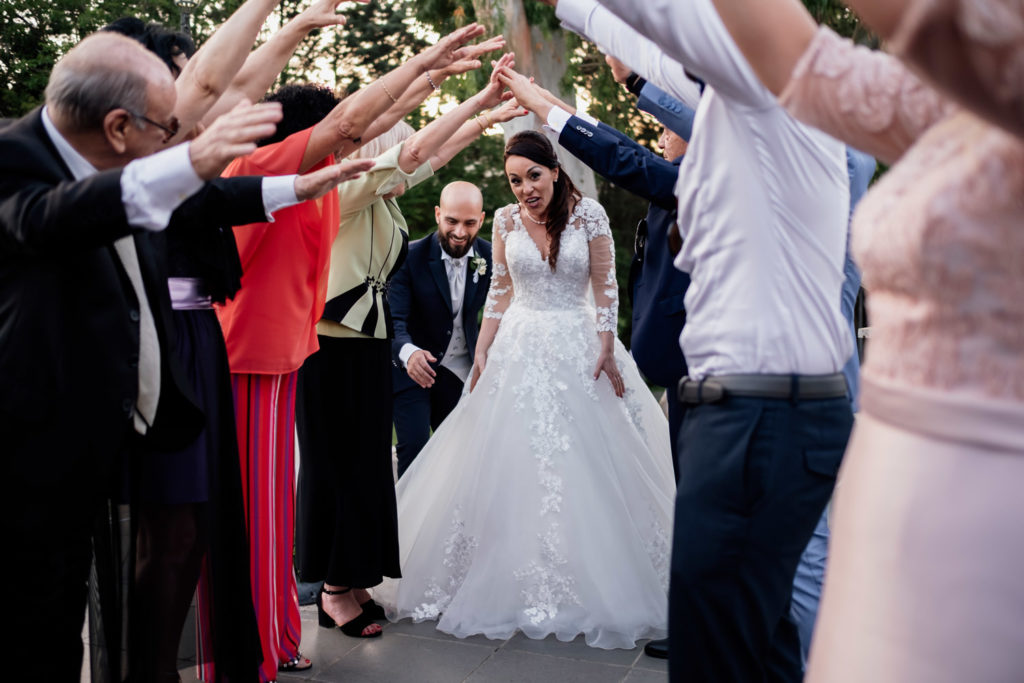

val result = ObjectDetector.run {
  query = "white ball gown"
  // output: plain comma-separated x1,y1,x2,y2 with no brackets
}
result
374,198,676,649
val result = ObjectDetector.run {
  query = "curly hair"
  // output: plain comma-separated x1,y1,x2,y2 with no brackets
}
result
504,130,581,272
258,84,341,147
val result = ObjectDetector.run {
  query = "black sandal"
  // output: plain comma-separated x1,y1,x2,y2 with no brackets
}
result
317,586,382,638
359,597,387,621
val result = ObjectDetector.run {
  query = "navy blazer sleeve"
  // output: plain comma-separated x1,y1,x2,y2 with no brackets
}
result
389,255,415,365
637,82,696,141
557,116,679,211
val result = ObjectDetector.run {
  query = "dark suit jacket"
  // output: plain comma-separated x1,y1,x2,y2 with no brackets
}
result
558,115,690,388
390,232,492,393
0,108,204,461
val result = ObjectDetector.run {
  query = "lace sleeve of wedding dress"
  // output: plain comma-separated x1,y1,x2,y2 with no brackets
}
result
779,26,955,164
483,206,515,320
890,0,1024,139
580,199,619,334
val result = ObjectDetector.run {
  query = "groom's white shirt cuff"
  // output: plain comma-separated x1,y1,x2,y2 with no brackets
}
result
399,343,422,368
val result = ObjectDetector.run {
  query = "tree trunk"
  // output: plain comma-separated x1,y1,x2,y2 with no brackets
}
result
471,0,598,199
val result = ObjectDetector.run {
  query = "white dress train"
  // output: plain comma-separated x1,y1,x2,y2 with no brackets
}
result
373,198,676,649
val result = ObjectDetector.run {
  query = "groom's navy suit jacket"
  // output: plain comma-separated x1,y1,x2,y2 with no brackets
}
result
557,115,689,389
390,232,492,392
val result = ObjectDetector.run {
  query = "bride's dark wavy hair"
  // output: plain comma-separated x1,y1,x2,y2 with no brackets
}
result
504,130,580,272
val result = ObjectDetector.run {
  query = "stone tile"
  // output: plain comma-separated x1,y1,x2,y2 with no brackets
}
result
311,632,496,683
464,649,629,683
503,632,640,667
623,669,668,683
386,617,508,647
632,652,668,673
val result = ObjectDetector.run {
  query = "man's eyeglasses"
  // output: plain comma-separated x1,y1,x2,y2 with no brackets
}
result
118,107,180,143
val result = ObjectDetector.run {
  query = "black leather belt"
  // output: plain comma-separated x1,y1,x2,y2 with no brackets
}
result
677,373,848,404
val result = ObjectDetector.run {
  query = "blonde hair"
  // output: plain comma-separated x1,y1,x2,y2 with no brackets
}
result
350,120,415,160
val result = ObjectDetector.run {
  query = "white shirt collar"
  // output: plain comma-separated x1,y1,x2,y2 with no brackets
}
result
41,106,98,181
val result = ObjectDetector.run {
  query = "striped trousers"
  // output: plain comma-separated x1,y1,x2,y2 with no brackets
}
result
229,372,302,682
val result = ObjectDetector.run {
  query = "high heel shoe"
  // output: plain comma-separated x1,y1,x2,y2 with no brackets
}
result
359,597,387,621
316,586,382,638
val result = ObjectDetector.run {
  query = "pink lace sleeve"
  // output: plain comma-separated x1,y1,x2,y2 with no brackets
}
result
580,199,619,334
891,0,1024,139
483,207,514,320
780,26,955,164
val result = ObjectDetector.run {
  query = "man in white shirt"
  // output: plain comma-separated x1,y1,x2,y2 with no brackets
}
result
0,32,362,678
546,0,856,679
391,181,493,477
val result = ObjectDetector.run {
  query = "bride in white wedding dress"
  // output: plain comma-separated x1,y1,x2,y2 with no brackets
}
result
373,131,676,649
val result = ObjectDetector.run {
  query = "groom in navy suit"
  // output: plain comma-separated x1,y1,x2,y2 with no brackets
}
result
391,181,492,477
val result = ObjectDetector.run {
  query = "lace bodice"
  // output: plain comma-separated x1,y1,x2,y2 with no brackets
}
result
484,198,619,333
782,26,1024,402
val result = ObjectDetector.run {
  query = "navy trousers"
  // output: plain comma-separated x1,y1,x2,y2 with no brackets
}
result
393,366,464,478
668,394,853,682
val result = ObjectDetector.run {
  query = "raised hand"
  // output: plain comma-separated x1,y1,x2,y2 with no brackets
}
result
473,53,516,110
495,67,550,116
488,97,529,124
296,0,350,31
188,99,282,180
293,159,376,201
442,35,507,76
420,23,488,73
604,55,632,85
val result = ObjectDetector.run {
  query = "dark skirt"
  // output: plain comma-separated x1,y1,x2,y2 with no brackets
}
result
136,309,225,503
295,335,401,587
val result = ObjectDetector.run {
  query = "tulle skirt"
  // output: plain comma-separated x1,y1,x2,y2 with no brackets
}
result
374,303,676,649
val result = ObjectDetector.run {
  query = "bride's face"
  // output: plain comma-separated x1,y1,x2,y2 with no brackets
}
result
505,155,558,218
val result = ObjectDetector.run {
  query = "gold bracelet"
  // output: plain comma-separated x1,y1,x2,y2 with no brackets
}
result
483,113,494,129
474,116,489,132
380,78,398,104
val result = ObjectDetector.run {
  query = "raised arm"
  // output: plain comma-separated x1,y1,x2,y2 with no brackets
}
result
883,0,1024,138
397,53,517,174
299,23,489,172
563,0,767,107
170,0,279,142
471,206,514,391
201,0,351,126
551,0,701,109
430,96,529,170
357,35,506,146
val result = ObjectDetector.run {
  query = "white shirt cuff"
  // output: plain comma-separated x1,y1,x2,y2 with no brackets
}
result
262,174,300,222
121,142,203,231
545,106,574,135
399,343,422,367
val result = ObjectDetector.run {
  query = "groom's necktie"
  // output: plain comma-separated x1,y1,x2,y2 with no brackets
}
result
445,255,467,315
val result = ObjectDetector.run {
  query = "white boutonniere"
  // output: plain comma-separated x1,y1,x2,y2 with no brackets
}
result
470,255,487,283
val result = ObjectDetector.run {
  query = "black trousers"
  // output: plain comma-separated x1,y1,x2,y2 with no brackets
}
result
393,365,464,478
1,410,126,682
668,394,853,682
295,336,400,587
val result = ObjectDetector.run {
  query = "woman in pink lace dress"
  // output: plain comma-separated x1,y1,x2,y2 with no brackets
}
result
704,0,1024,680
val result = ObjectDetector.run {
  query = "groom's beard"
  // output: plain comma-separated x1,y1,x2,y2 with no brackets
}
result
438,232,476,259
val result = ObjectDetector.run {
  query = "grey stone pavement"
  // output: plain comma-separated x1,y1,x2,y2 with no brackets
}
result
173,604,669,683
